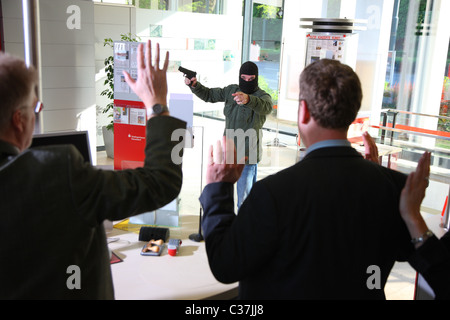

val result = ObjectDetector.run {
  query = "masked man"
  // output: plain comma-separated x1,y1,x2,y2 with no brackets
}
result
185,62,273,209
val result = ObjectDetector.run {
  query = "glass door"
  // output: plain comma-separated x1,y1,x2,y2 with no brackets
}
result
243,0,289,145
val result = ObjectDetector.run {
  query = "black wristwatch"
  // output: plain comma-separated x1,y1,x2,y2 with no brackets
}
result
151,104,169,116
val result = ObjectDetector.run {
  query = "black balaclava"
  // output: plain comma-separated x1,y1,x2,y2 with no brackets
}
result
239,61,259,94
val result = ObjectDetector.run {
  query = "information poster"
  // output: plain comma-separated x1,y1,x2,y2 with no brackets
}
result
113,41,146,171
304,33,359,70
113,42,140,101
305,33,346,65
112,41,188,227
113,100,146,170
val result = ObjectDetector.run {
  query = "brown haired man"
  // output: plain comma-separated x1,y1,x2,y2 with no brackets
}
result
199,59,414,299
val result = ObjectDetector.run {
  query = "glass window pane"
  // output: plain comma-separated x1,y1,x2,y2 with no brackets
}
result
135,0,243,116
438,42,450,149
139,0,169,10
250,2,283,105
95,0,134,4
139,0,224,13
248,1,286,144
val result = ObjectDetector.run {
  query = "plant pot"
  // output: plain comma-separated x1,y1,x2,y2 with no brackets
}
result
102,126,114,159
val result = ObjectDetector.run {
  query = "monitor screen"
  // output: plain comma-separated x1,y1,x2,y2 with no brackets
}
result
30,131,92,164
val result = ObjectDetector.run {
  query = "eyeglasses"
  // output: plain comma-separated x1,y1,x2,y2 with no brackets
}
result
34,101,44,114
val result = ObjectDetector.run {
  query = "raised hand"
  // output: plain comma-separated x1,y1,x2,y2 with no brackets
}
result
362,132,380,164
206,136,246,185
123,40,169,117
399,152,431,247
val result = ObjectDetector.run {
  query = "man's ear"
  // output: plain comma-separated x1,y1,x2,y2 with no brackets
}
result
298,100,311,125
11,109,25,133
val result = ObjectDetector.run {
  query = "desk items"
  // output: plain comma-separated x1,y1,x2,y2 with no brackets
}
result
167,239,182,256
140,238,183,256
141,239,164,256
138,226,181,256
138,226,170,242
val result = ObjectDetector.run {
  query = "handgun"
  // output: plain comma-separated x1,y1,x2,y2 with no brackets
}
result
178,66,197,79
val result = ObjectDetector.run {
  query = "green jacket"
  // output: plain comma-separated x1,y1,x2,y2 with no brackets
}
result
191,82,273,164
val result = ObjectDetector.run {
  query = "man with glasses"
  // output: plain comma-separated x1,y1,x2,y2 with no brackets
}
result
0,42,186,299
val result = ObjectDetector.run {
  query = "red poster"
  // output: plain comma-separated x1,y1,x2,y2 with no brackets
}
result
113,100,147,170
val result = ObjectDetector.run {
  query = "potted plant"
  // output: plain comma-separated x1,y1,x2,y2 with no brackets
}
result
100,33,141,158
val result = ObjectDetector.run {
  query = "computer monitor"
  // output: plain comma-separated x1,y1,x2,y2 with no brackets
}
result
30,131,92,164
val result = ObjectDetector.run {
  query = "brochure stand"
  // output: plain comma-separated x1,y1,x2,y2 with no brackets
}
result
112,41,193,227
300,18,367,70
112,41,147,172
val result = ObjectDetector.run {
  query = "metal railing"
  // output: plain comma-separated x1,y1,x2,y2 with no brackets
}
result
376,109,449,230
378,109,450,145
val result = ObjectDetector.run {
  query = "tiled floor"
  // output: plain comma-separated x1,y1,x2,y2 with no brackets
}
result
97,114,420,300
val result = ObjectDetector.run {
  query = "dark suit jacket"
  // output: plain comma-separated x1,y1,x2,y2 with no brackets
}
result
200,146,414,299
0,116,186,299
409,232,450,300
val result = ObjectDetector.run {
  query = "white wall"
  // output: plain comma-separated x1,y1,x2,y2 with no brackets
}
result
134,7,244,111
94,4,244,146
354,0,394,120
94,3,135,147
2,0,97,164
1,1,135,153
277,1,322,123
408,0,450,143
277,0,395,126
2,1,245,150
